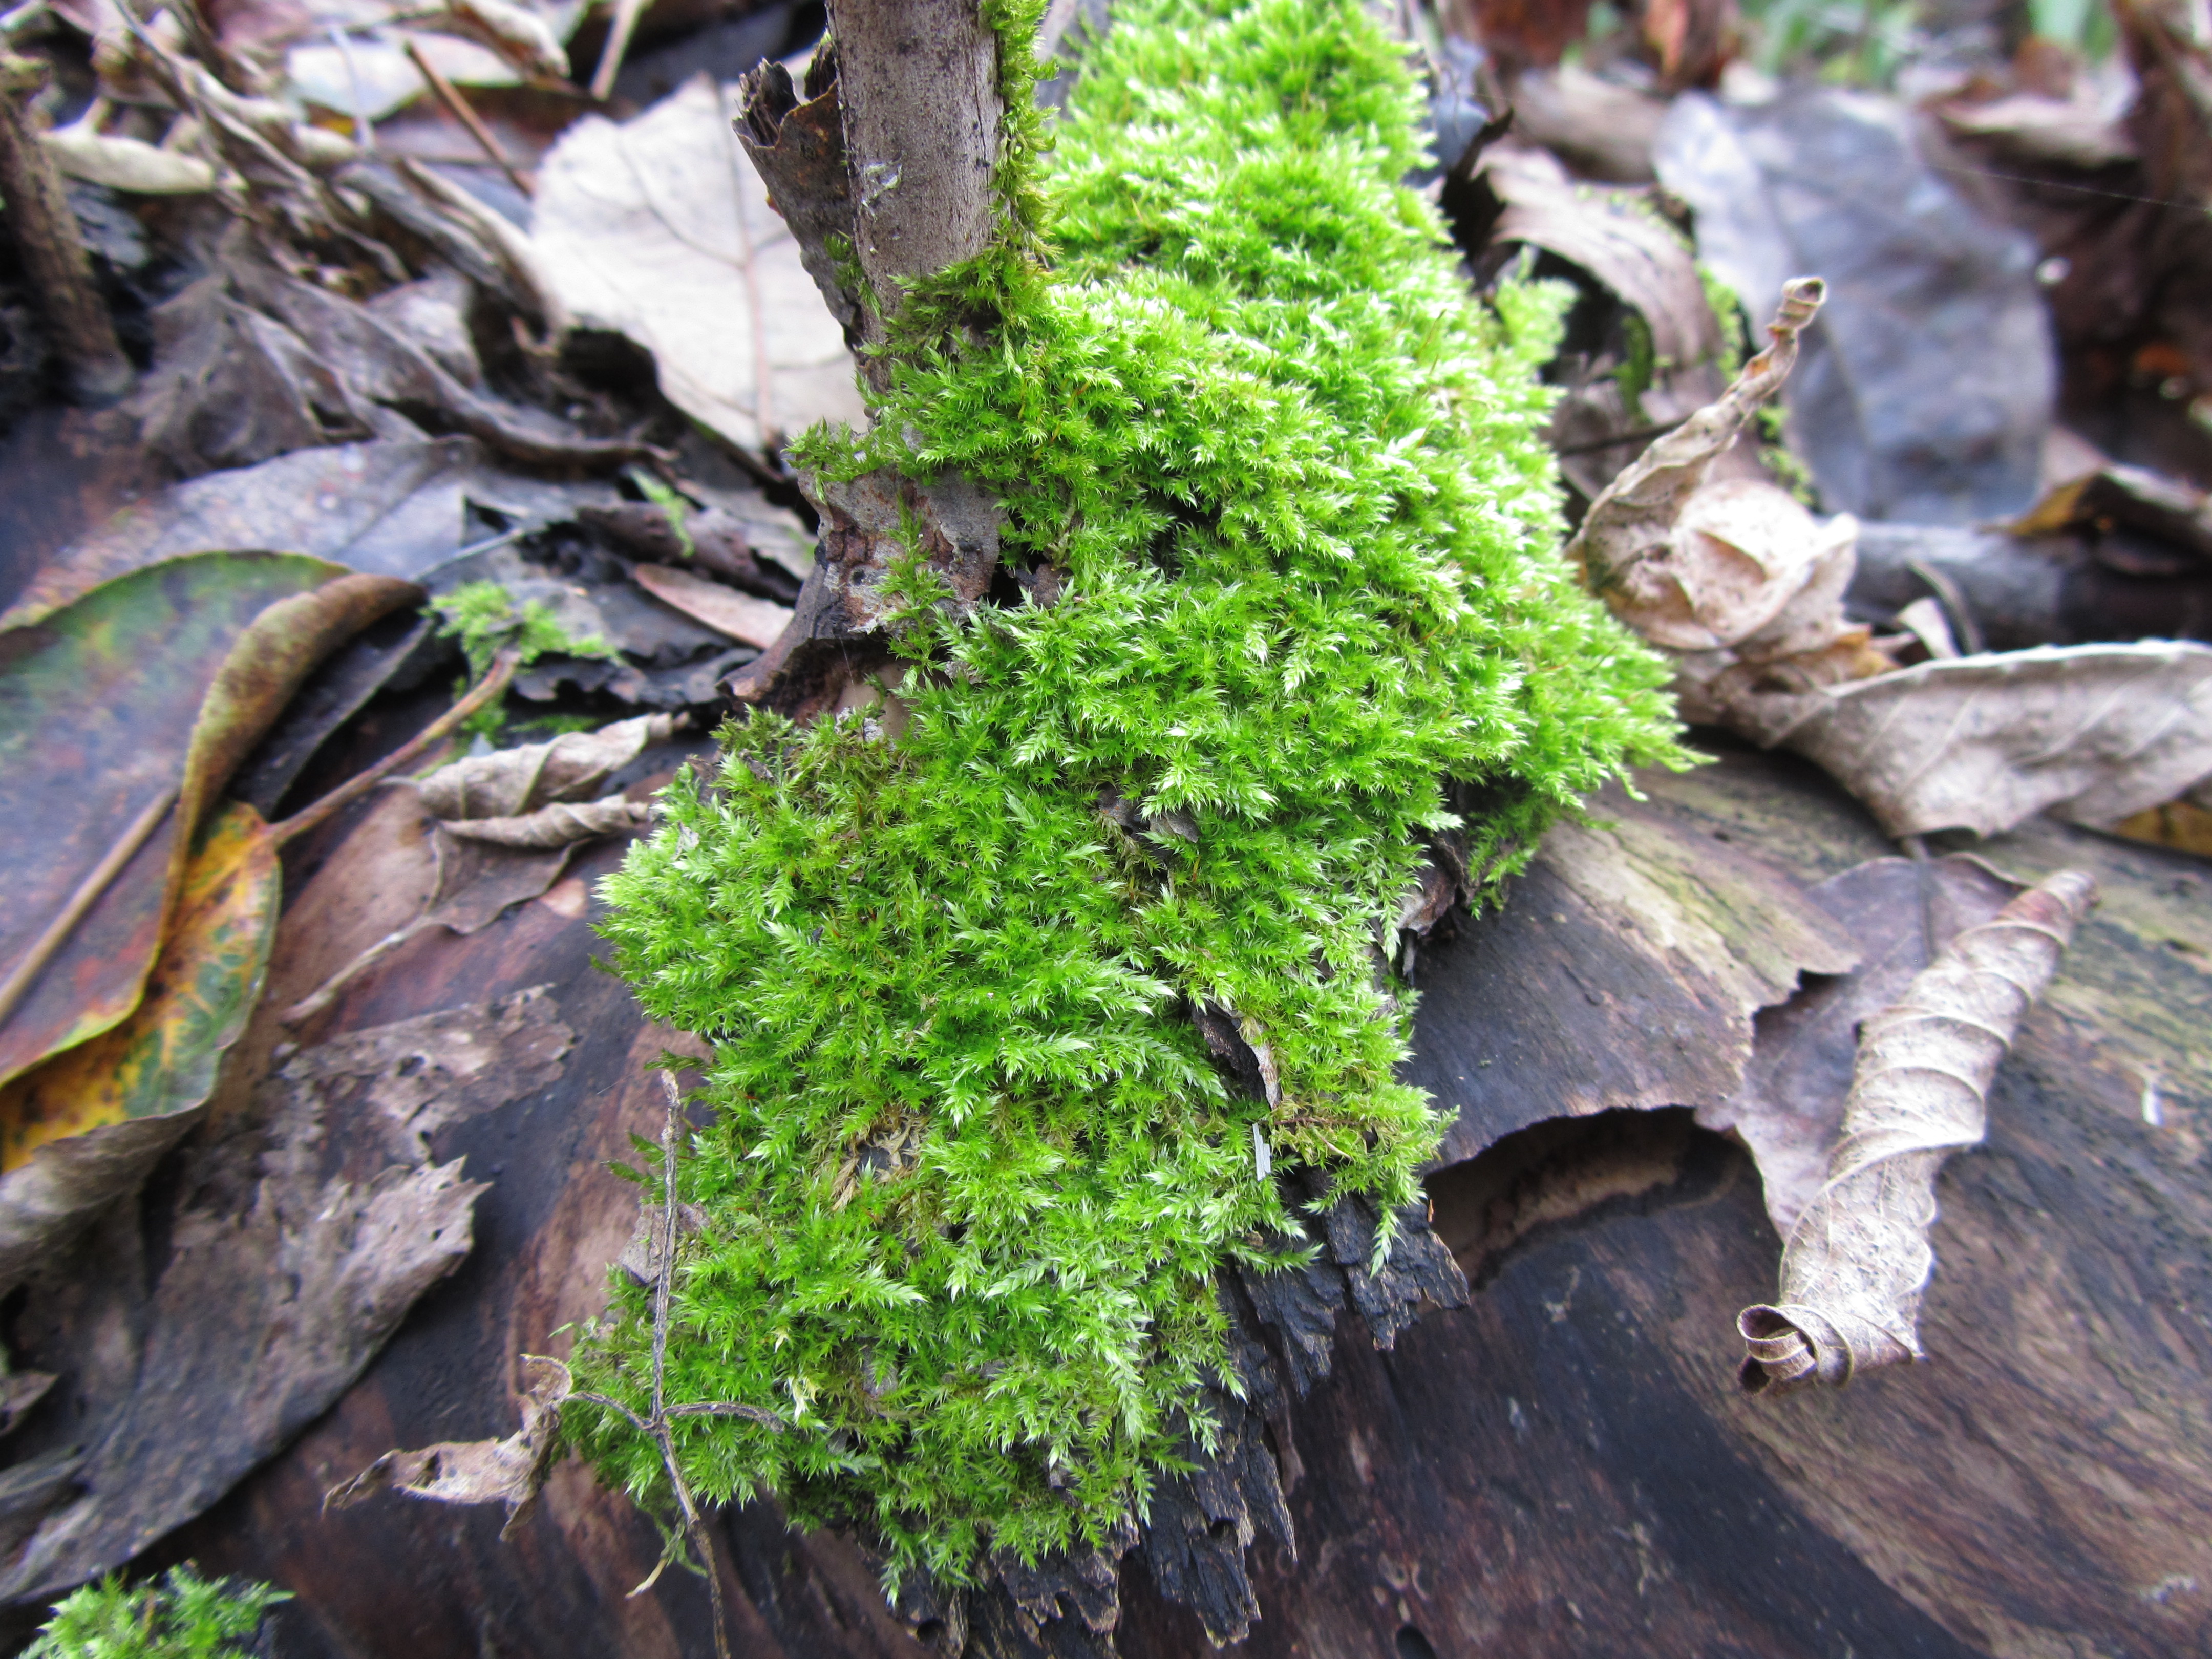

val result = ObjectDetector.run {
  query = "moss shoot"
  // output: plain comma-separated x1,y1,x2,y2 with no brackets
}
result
578,0,1681,1584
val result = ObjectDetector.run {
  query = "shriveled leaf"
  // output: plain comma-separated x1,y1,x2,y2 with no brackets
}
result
40,127,215,194
0,557,408,1088
1761,641,2212,839
2006,462,2212,564
1937,89,2137,169
325,1355,573,1539
1481,144,1721,368
1567,274,1829,630
1654,88,2054,524
1698,854,2027,1236
416,712,684,819
631,561,794,647
531,74,867,455
1739,868,2097,1393
439,797,657,848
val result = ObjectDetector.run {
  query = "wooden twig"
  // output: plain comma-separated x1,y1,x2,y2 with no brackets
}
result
0,53,133,403
269,650,517,848
403,36,533,198
0,784,176,1033
588,0,646,102
569,1072,791,1659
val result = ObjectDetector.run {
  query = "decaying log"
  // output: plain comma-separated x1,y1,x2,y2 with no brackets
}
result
41,741,2198,1659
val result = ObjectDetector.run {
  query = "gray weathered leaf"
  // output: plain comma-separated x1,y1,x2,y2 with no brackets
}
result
1758,642,2212,839
439,796,657,848
631,561,795,647
530,74,867,455
1739,869,2096,1393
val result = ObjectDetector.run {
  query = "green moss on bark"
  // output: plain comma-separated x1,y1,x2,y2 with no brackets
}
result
575,0,1682,1584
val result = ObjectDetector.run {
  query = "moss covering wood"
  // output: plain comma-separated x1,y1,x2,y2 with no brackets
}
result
577,0,1681,1583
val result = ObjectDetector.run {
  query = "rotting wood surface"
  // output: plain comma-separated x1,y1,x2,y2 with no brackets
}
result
99,741,2212,1659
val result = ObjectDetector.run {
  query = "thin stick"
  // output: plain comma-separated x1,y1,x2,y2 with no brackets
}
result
0,784,177,1033
269,651,516,848
588,0,647,102
566,1072,782,1656
403,36,533,198
0,54,133,403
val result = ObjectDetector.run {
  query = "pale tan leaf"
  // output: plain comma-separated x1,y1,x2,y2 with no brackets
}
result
414,712,682,820
530,75,867,454
1757,642,2212,838
631,561,795,647
324,1354,572,1539
40,128,215,194
1739,868,2096,1393
438,796,656,847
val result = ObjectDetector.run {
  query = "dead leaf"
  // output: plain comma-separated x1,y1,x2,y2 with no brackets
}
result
439,796,657,847
1654,88,2055,524
1501,63,1670,183
1739,868,2097,1393
415,712,684,819
39,127,215,194
631,561,794,647
0,990,564,1603
579,499,804,601
6,437,547,622
325,1354,573,1539
1481,144,1722,370
1938,89,2137,169
1567,274,1828,623
0,557,410,1088
0,805,277,1292
1757,641,2212,839
530,73,867,455
2007,462,2212,564
1698,854,2028,1236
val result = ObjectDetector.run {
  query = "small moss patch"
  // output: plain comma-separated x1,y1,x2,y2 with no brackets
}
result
576,0,1681,1585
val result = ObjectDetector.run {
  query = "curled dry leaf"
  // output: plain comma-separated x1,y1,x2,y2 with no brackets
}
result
530,74,866,455
326,1355,574,1539
438,796,657,848
416,712,684,820
1698,853,2028,1237
1739,868,2097,1394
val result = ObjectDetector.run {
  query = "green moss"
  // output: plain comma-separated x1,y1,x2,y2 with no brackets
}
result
576,0,1681,1586
430,579,618,740
26,1566,286,1658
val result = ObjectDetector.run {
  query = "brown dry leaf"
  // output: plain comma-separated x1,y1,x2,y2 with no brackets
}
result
1566,275,1836,635
1757,641,2212,839
439,797,656,848
415,712,684,819
530,74,867,456
1481,145,1723,369
631,561,795,647
1738,868,2097,1394
326,1354,574,1538
2006,462,2212,563
1698,854,2027,1236
1937,90,2137,169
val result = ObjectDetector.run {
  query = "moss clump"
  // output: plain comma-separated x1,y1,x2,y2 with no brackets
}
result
577,0,1680,1585
27,1566,286,1658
